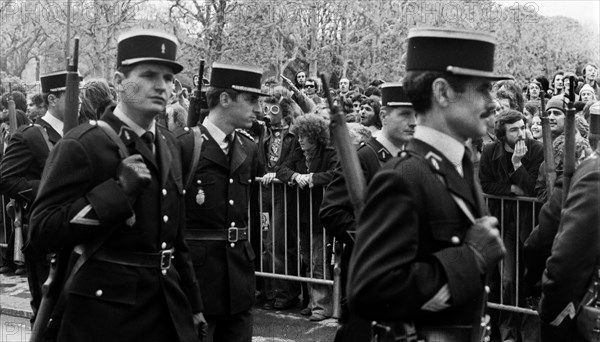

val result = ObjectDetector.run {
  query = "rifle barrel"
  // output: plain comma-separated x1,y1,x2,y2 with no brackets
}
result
319,74,365,217
540,96,556,196
562,76,577,202
63,38,80,134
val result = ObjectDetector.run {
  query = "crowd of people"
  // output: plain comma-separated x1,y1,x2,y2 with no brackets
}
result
0,26,598,342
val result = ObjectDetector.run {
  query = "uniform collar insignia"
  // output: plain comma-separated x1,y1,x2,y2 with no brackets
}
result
424,151,442,171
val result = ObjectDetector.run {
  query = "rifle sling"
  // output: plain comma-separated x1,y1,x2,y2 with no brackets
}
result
34,125,54,152
184,126,203,189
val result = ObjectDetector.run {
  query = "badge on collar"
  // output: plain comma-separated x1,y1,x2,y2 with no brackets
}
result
424,151,442,171
378,148,389,160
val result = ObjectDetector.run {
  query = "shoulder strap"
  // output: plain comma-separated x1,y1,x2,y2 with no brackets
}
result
185,126,203,188
34,124,54,151
96,120,129,159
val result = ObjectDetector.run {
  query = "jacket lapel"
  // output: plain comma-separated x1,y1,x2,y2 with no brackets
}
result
408,139,479,214
155,128,174,187
35,118,61,145
230,132,248,173
200,126,229,169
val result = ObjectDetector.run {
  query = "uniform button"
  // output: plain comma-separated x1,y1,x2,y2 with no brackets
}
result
231,222,236,227
451,236,460,245
95,289,103,297
196,179,202,185
162,189,167,196
162,269,167,275
248,179,252,183
184,127,190,131
229,200,234,205
229,178,234,184
163,215,169,223
182,189,187,195
161,242,167,249
230,243,235,248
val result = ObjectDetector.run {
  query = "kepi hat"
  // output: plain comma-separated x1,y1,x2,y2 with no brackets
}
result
406,27,513,80
380,82,412,107
209,63,269,96
117,29,183,74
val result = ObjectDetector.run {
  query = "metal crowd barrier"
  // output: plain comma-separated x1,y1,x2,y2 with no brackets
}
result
248,178,545,317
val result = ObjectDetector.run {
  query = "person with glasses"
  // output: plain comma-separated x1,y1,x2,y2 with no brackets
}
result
303,78,322,105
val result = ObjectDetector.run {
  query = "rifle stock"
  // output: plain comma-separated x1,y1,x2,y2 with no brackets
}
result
63,38,80,135
30,252,69,342
187,60,205,127
319,74,365,217
540,95,556,196
562,76,577,202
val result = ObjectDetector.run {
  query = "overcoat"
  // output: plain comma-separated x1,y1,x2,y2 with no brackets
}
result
29,108,202,342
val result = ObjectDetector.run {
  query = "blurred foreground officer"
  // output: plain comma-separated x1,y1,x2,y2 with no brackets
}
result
348,27,508,342
538,102,600,342
29,29,206,341
0,71,67,321
320,83,416,342
178,63,265,342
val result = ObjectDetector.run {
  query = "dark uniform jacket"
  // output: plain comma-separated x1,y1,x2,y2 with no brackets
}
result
479,138,544,197
538,156,599,342
178,124,262,316
320,137,394,244
0,118,60,205
348,138,488,327
29,108,202,342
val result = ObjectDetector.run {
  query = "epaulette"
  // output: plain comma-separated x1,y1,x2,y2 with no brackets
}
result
235,129,255,142
72,120,108,138
174,126,194,138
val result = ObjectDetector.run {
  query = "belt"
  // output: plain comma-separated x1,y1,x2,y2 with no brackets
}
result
418,325,471,342
74,246,175,271
185,227,248,242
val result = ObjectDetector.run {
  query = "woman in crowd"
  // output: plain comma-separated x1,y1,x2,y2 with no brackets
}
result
531,115,543,142
276,113,337,322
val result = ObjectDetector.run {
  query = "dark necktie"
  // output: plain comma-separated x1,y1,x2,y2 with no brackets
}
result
141,131,154,154
462,147,474,184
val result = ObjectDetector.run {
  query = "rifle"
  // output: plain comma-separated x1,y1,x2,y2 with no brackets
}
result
540,95,556,196
7,83,17,136
319,74,366,216
186,60,206,127
320,73,366,321
30,37,80,342
11,200,25,265
562,76,577,202
63,37,80,135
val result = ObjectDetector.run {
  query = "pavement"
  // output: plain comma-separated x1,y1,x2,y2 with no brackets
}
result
0,273,337,342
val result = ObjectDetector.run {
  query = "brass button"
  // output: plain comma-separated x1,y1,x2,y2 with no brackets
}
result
229,178,234,184
184,127,190,131
182,189,186,195
196,179,202,185
95,289,103,297
229,200,234,205
161,242,167,249
161,269,167,276
231,222,236,227
451,236,460,245
230,243,235,248
163,215,169,223
162,189,167,196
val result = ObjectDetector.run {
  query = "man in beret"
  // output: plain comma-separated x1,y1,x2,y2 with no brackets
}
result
29,29,205,341
177,62,265,342
0,71,69,322
348,27,507,341
320,82,417,342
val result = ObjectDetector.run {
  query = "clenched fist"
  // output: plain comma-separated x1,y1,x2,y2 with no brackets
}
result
116,154,151,203
464,216,506,272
